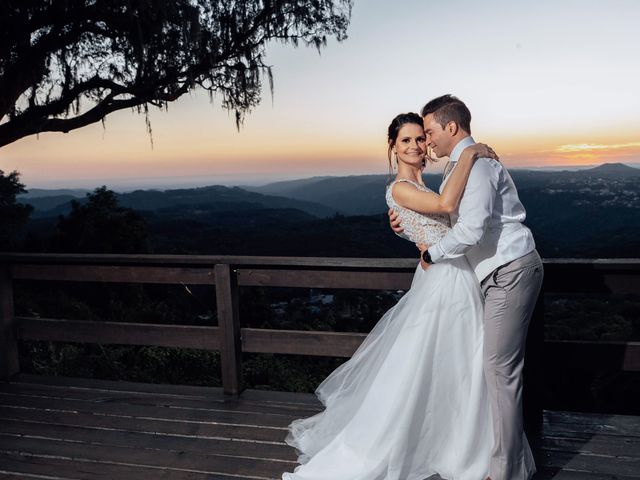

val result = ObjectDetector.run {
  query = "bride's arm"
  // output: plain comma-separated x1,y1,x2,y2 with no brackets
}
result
391,143,498,214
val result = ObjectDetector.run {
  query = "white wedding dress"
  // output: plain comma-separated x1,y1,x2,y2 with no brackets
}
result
282,179,493,480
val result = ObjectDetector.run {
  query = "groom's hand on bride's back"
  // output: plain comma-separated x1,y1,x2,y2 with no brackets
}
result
388,208,404,234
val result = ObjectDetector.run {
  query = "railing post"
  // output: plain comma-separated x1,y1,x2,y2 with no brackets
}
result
0,264,19,380
215,263,243,396
524,281,545,434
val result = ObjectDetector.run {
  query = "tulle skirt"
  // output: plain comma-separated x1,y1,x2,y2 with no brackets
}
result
282,257,494,480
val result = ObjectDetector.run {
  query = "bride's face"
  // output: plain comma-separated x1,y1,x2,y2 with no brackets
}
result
393,123,426,167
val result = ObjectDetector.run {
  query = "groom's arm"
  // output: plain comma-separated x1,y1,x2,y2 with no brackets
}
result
427,159,499,262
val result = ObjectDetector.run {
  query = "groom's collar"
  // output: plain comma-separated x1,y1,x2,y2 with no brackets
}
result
449,136,475,163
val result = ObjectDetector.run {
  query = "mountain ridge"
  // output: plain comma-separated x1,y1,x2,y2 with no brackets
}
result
18,162,638,219
22,184,339,219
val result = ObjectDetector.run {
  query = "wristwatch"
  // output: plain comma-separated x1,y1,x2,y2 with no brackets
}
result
422,249,433,264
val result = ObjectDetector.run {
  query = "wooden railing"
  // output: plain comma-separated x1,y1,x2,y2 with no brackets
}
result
1,253,639,428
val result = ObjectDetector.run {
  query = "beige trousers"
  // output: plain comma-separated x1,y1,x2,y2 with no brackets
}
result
480,249,543,480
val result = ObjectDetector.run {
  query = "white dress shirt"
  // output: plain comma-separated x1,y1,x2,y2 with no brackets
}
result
427,136,536,282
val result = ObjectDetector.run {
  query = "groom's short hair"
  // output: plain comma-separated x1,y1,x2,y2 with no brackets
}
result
421,94,472,135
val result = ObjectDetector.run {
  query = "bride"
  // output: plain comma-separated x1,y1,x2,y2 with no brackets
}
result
281,112,497,480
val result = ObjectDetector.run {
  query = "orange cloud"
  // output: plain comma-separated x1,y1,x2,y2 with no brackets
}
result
553,142,640,153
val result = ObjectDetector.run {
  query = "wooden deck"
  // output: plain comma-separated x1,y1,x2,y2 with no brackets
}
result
0,375,638,480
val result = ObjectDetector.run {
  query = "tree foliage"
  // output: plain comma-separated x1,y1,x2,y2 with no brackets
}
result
53,186,150,253
0,0,352,147
0,170,33,249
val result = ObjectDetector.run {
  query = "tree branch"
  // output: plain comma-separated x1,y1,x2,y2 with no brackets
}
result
0,96,142,147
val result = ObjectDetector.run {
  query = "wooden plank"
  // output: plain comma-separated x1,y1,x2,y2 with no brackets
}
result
215,264,242,396
9,374,323,409
533,469,640,480
0,383,321,417
11,373,226,398
0,474,69,480
542,262,640,295
0,435,295,479
242,328,366,357
542,421,640,440
12,264,214,285
534,448,640,476
543,410,640,436
601,273,640,295
0,405,287,444
16,317,221,350
533,432,640,457
0,451,244,480
0,265,18,380
545,340,640,372
241,389,322,408
0,390,296,429
0,419,295,461
237,268,413,290
543,258,640,270
0,252,422,270
2,252,639,271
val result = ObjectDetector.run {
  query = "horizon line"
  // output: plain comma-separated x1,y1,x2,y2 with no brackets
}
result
17,161,640,193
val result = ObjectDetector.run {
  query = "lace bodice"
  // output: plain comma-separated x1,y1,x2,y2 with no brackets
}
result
385,178,451,245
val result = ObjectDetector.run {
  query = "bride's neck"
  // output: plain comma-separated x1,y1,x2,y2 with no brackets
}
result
396,164,423,184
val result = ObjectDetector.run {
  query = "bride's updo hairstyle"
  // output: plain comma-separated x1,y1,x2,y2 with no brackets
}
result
387,112,434,175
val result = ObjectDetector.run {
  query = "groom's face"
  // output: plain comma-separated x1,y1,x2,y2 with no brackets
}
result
423,113,453,158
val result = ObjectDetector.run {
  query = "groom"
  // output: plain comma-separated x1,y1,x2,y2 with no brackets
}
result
389,94,543,480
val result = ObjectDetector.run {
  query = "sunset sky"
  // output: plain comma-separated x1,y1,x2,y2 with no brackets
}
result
1,0,639,189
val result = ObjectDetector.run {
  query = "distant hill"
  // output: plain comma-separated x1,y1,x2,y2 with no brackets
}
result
576,162,640,177
18,188,89,199
246,173,444,215
15,189,90,216
22,185,338,219
238,176,335,196
19,195,79,213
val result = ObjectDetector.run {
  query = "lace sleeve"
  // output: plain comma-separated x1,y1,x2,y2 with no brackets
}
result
385,179,451,245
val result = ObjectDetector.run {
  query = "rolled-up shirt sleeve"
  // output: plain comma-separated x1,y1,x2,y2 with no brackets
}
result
428,159,498,262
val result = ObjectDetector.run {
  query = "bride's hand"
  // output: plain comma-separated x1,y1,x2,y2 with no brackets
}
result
388,208,404,234
464,143,499,162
